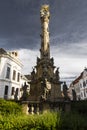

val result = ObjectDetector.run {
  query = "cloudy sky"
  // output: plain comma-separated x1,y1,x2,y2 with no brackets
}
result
0,0,87,83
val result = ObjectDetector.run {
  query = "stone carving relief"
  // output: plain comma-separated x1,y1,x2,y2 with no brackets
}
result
41,78,51,101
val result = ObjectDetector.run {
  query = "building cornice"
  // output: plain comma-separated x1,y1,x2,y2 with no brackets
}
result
0,53,23,68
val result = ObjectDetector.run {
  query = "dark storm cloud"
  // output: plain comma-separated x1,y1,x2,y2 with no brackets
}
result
50,0,87,45
0,0,87,50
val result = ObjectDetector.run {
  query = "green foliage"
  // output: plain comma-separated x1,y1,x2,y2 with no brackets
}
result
58,112,87,130
71,100,87,114
0,112,58,130
0,99,87,129
0,99,22,115
0,111,87,130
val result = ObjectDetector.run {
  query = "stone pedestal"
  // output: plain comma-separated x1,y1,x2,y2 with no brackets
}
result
42,102,50,113
65,102,71,112
22,103,29,115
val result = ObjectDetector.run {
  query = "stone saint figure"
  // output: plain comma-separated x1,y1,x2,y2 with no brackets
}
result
63,82,70,100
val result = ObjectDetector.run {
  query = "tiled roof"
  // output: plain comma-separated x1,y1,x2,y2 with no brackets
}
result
72,72,83,85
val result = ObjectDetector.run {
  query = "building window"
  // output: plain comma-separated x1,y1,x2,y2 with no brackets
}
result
11,87,15,95
84,91,86,97
81,92,83,98
16,88,19,95
17,73,20,82
80,84,82,88
86,80,87,84
6,67,10,79
4,86,9,95
13,70,16,80
83,81,86,87
4,86,9,99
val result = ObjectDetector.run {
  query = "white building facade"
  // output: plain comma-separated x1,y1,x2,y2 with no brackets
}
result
79,69,87,100
69,68,87,100
0,48,23,100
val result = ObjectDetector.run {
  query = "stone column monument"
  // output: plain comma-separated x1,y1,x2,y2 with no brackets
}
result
40,5,50,58
28,5,63,113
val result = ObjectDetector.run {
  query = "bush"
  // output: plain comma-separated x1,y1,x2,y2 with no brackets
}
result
0,111,87,130
58,112,87,130
0,99,87,130
71,100,87,114
0,112,59,130
0,99,22,115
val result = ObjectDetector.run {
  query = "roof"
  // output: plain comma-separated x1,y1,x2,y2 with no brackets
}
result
72,72,83,85
0,48,23,67
25,75,31,80
0,48,7,54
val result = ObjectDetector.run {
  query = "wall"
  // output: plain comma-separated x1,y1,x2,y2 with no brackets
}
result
0,52,22,100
